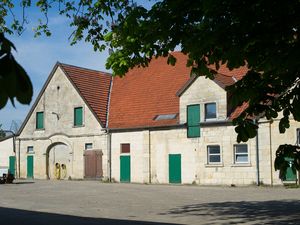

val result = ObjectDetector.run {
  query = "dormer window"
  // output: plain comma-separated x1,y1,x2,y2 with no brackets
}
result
205,103,217,120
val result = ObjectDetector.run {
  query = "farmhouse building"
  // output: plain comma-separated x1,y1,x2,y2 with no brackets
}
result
12,52,299,185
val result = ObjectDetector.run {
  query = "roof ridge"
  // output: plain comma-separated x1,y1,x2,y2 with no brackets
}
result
59,62,112,76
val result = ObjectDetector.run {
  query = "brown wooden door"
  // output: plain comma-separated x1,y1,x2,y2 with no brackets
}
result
84,150,103,178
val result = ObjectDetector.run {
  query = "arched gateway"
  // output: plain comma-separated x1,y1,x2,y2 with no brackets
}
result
46,142,71,179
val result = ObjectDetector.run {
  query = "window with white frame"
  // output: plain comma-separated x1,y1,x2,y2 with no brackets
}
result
207,145,221,164
205,103,217,120
27,146,34,153
234,144,249,163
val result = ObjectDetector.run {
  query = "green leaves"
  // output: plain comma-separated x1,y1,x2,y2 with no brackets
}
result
234,119,258,143
0,33,33,109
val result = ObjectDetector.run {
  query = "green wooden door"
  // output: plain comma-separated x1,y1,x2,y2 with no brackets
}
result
169,154,181,183
284,157,297,181
187,105,200,137
9,156,16,176
120,155,130,182
27,155,34,179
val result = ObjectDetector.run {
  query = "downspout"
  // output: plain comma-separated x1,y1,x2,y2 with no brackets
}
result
107,130,112,182
148,130,151,184
18,139,21,179
12,134,17,178
269,120,273,186
255,120,260,186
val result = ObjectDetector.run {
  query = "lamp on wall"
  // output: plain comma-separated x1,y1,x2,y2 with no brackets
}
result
51,112,60,120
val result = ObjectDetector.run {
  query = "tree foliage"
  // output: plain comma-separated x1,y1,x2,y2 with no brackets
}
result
0,33,33,109
275,145,300,181
0,1,299,149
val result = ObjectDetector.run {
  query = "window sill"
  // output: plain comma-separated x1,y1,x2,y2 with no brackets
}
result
35,128,45,131
231,163,251,167
73,125,85,128
27,152,35,155
205,164,224,167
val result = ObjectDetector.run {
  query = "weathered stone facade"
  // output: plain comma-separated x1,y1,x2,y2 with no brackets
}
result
17,66,108,179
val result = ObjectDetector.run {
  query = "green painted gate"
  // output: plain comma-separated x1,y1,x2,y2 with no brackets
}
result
284,157,297,181
169,154,181,183
120,155,130,182
27,155,34,179
9,156,16,176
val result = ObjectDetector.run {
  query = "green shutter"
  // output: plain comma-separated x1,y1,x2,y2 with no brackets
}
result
9,156,16,176
36,112,44,129
27,155,34,179
74,107,83,126
169,154,181,183
187,105,200,137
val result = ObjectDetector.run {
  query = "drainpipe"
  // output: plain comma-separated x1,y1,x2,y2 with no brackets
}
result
18,139,21,179
148,130,151,184
269,120,273,186
255,120,260,186
107,130,112,182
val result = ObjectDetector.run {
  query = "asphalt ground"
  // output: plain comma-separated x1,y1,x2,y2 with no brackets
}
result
0,180,299,225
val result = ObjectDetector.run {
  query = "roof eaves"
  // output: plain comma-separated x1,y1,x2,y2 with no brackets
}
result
176,75,197,97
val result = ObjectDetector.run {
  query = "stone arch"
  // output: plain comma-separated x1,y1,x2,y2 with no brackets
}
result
46,142,71,179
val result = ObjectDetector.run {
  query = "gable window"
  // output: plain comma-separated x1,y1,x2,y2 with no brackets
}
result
121,143,130,154
205,103,217,120
74,107,83,126
234,144,249,163
207,145,221,164
85,143,93,150
187,104,200,138
36,112,44,129
27,146,34,153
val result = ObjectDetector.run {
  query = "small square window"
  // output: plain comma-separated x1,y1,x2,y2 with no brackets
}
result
121,143,130,154
207,145,221,164
85,143,93,150
205,103,217,120
234,144,248,163
27,146,34,153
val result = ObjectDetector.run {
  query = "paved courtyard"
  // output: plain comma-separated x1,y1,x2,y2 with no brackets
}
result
0,180,299,225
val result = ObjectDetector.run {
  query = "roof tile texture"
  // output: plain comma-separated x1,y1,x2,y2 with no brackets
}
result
60,64,112,127
108,52,191,129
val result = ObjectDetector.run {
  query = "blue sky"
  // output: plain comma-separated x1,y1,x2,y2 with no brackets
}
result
0,6,110,130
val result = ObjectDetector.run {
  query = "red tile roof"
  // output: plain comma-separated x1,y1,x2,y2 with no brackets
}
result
108,52,248,129
60,63,112,127
108,52,191,129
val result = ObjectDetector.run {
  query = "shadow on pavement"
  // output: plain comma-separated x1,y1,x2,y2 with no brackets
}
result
0,207,179,225
13,181,35,185
161,200,300,224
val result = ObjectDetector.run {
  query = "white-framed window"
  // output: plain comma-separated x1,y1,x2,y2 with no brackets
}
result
207,145,221,164
85,143,93,150
205,102,217,120
234,144,249,163
27,146,34,153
